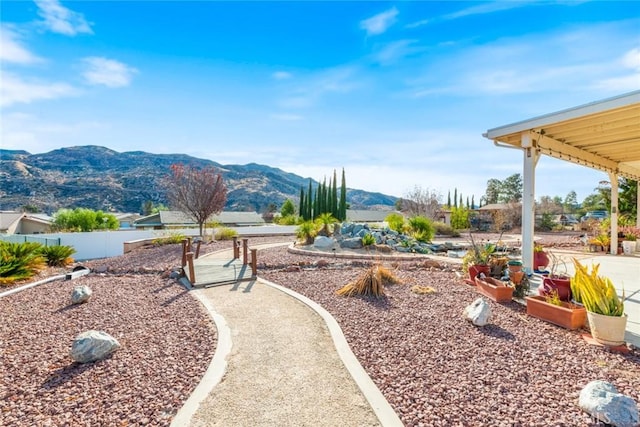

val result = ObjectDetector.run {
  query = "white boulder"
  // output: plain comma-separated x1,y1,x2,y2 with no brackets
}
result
70,330,120,363
463,298,491,327
71,285,92,304
579,380,639,427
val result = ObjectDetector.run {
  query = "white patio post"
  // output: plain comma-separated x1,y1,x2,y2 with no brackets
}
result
521,132,537,273
609,172,619,255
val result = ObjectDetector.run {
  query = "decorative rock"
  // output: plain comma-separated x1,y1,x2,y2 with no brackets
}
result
340,223,354,235
71,285,92,304
70,330,120,363
352,224,364,235
463,298,491,327
578,380,639,427
340,238,363,250
314,236,334,250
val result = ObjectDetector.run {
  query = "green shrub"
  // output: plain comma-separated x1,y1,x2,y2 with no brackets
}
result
432,221,459,236
40,245,76,267
296,220,319,245
153,233,187,245
215,227,238,240
450,207,470,230
385,213,405,233
0,242,46,285
277,214,299,225
407,216,435,242
361,233,376,246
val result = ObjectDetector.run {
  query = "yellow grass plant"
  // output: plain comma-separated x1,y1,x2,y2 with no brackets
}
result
336,265,401,298
571,258,624,316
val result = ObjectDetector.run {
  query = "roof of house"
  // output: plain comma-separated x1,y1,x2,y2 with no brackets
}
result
0,212,24,232
478,203,521,211
346,209,398,222
134,210,265,227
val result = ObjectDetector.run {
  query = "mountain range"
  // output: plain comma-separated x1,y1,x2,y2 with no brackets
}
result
0,145,397,214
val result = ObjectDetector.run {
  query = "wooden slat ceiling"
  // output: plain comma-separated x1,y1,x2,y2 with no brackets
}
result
484,91,640,181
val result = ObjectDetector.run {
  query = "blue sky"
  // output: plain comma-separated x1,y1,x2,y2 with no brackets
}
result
1,1,639,204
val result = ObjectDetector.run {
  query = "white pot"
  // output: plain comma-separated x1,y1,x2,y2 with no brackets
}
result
622,240,635,255
586,311,627,346
636,240,640,253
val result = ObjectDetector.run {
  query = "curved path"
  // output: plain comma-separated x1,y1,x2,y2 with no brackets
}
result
174,244,400,427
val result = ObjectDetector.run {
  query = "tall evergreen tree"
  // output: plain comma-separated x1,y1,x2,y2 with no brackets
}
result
339,168,347,221
331,170,338,217
459,194,463,208
471,195,475,209
466,196,470,209
447,191,451,208
307,180,313,220
299,187,305,219
453,188,458,208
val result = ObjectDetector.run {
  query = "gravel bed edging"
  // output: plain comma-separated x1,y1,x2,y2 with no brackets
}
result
0,274,66,298
170,289,232,427
258,277,403,427
288,244,445,262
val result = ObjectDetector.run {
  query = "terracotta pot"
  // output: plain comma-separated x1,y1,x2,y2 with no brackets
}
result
475,276,514,303
587,312,628,346
468,264,490,283
525,296,586,330
533,251,549,271
510,270,525,285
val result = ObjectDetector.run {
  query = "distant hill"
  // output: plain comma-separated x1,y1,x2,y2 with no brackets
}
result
0,146,397,214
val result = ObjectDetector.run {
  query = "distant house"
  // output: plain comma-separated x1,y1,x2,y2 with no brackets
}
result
345,209,399,223
113,212,142,229
133,210,265,230
0,211,53,235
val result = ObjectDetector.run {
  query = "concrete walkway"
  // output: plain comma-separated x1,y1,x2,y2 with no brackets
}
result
172,245,400,427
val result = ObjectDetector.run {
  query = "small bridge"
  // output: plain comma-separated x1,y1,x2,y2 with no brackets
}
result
181,237,258,288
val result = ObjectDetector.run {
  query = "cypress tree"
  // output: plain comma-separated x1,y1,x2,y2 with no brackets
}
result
466,196,470,209
453,188,458,208
299,187,305,219
459,194,463,208
471,195,475,209
339,168,347,221
332,170,338,217
447,191,451,208
307,180,313,220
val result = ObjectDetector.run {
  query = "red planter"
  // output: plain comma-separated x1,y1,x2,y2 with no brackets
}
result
526,296,586,330
539,276,572,301
533,251,549,271
467,264,490,285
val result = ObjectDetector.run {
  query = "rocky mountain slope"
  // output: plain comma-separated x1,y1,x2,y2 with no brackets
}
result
0,146,396,214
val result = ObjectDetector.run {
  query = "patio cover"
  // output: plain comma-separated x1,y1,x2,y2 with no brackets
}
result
483,90,640,272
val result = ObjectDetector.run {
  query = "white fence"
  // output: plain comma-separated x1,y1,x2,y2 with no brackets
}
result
2,226,297,261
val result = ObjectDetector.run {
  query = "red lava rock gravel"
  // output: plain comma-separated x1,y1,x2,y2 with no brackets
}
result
258,245,640,427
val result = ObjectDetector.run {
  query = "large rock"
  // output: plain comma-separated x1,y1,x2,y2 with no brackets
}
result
340,238,363,250
313,236,335,250
579,380,639,427
463,298,491,327
71,285,92,304
70,330,121,363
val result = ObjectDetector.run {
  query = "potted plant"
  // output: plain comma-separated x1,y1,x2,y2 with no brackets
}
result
462,233,495,285
538,252,571,301
475,274,514,302
525,290,586,330
571,258,626,346
620,226,639,255
533,244,549,272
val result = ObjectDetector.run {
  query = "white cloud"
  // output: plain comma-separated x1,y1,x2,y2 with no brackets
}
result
592,47,640,92
278,66,362,109
373,39,425,65
0,72,77,107
81,57,138,87
272,71,292,80
0,26,43,64
622,47,640,70
35,0,93,36
407,1,535,29
270,113,303,121
360,7,398,36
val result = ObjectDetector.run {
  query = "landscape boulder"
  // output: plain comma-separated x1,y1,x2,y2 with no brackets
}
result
313,236,334,250
340,238,363,250
463,298,491,327
70,330,121,363
71,285,92,304
578,380,639,427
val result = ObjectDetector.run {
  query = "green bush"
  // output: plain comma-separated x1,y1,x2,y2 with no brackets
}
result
52,208,119,232
153,233,187,245
0,241,46,285
361,233,376,246
432,221,459,237
215,227,238,240
450,207,470,230
385,213,405,233
40,245,76,267
407,216,435,242
296,221,319,245
277,214,299,225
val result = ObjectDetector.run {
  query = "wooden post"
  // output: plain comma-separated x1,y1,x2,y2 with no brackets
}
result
251,248,257,276
181,239,188,267
242,238,249,265
232,236,239,259
195,240,202,259
186,252,196,284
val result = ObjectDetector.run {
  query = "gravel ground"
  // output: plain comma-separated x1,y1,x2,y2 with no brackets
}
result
258,244,640,427
2,233,636,426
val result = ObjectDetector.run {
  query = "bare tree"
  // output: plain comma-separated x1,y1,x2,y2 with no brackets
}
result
166,163,227,236
402,186,441,219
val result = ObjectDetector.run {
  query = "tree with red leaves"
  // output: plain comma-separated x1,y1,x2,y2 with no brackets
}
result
166,163,227,236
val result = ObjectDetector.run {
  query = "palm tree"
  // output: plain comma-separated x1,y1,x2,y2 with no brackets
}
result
315,212,338,237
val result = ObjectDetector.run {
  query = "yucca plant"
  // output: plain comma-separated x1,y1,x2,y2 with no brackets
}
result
0,241,46,285
361,233,376,247
296,220,318,245
571,258,624,316
40,245,76,267
336,265,401,298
